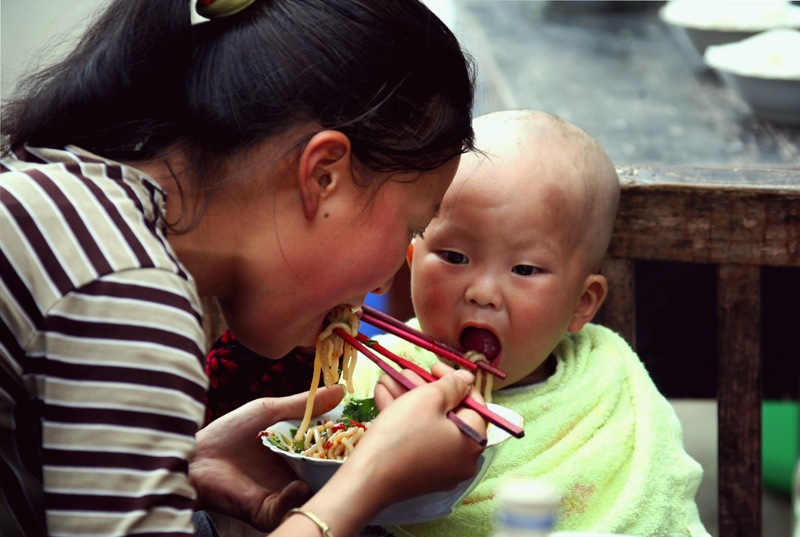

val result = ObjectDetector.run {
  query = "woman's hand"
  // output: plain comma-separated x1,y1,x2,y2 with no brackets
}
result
374,361,486,411
190,384,345,531
367,363,487,500
275,364,487,537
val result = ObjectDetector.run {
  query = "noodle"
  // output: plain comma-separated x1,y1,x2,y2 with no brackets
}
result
260,418,369,461
295,305,360,442
464,350,493,404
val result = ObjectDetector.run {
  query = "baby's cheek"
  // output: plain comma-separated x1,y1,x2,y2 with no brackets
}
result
415,299,453,344
414,283,448,316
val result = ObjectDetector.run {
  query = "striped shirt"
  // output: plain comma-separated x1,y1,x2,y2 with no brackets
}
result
1,146,208,537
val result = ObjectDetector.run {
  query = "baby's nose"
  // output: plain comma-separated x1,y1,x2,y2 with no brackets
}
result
465,276,502,309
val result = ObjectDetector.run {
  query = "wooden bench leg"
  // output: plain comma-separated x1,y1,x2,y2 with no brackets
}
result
717,264,762,537
596,257,636,350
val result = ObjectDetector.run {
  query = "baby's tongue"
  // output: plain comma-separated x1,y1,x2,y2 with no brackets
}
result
460,327,500,361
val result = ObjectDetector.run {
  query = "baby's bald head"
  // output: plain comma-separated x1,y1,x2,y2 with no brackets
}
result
457,110,619,273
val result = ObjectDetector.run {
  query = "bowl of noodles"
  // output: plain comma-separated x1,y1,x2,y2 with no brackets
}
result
260,399,522,525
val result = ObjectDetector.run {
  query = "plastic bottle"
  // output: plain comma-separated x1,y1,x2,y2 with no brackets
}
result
793,456,800,537
492,478,561,537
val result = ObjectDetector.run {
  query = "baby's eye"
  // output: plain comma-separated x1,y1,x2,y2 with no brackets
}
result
439,251,468,265
512,265,539,276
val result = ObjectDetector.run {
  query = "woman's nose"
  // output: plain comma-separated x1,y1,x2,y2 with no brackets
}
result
371,275,395,296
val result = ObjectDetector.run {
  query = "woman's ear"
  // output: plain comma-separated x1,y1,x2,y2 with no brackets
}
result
568,274,608,333
297,130,352,221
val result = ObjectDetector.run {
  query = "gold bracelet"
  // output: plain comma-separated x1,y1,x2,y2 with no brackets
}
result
282,508,334,537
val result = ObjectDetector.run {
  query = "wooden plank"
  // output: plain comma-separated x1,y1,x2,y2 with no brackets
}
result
616,165,800,189
717,264,762,537
610,166,800,267
595,257,636,350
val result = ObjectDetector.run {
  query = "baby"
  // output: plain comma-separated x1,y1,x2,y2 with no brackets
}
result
351,110,710,537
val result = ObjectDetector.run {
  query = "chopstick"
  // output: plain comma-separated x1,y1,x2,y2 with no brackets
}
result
335,329,487,446
360,305,507,380
355,333,524,439
362,305,462,355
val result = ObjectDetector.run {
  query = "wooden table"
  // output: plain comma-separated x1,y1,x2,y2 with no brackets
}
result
456,0,800,169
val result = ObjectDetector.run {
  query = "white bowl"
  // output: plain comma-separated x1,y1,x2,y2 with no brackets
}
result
671,26,759,60
716,72,800,125
703,30,800,125
261,403,523,525
659,1,800,62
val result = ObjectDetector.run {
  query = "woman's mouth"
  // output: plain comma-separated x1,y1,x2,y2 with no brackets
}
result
459,326,502,366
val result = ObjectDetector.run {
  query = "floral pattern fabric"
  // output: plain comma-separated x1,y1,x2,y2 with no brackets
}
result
204,330,326,424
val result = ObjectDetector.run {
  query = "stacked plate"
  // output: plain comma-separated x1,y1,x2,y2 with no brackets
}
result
659,1,800,125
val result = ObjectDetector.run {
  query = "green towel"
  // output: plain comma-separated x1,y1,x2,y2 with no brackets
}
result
350,322,710,537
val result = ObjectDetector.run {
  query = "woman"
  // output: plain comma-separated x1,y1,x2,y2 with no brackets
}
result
0,0,486,535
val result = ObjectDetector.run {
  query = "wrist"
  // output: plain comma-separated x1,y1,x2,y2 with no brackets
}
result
283,508,334,537
300,458,389,536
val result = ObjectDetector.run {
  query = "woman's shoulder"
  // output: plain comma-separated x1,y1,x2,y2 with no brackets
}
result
3,146,166,213
1,145,197,319
2,145,182,277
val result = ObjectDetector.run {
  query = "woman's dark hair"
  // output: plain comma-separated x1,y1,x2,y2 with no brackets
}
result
3,0,476,191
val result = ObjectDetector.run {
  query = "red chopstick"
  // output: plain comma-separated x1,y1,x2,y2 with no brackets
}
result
360,306,507,380
362,305,462,355
335,329,487,446
355,333,524,439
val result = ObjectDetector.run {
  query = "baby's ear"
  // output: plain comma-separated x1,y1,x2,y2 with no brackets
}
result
568,274,608,333
406,239,415,269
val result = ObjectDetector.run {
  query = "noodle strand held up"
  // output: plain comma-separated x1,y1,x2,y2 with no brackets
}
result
295,305,360,442
464,350,493,404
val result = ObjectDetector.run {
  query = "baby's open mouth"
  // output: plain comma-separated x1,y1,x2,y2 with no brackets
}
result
460,326,502,366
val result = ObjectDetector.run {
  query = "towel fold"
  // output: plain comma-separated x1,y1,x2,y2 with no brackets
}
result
349,321,710,537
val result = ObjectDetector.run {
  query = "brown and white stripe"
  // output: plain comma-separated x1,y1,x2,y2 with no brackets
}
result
1,146,208,537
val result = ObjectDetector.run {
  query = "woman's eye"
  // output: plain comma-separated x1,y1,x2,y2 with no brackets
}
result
512,265,539,276
411,230,425,240
440,251,467,265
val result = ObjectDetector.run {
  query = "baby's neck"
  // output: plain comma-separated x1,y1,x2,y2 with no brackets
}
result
508,354,557,389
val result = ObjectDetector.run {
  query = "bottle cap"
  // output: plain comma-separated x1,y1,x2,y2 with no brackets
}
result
496,478,560,509
494,478,560,533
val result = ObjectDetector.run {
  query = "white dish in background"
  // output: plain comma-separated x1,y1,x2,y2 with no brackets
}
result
704,29,800,79
669,26,758,60
659,1,800,32
261,403,523,525
659,1,800,61
704,29,800,125
713,74,800,125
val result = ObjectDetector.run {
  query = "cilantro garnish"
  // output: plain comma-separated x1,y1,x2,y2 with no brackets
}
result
341,397,378,424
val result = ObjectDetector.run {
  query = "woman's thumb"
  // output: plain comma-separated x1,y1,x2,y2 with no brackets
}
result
277,384,345,420
311,384,345,414
436,369,475,410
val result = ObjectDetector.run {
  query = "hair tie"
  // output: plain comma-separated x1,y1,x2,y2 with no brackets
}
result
196,0,256,19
